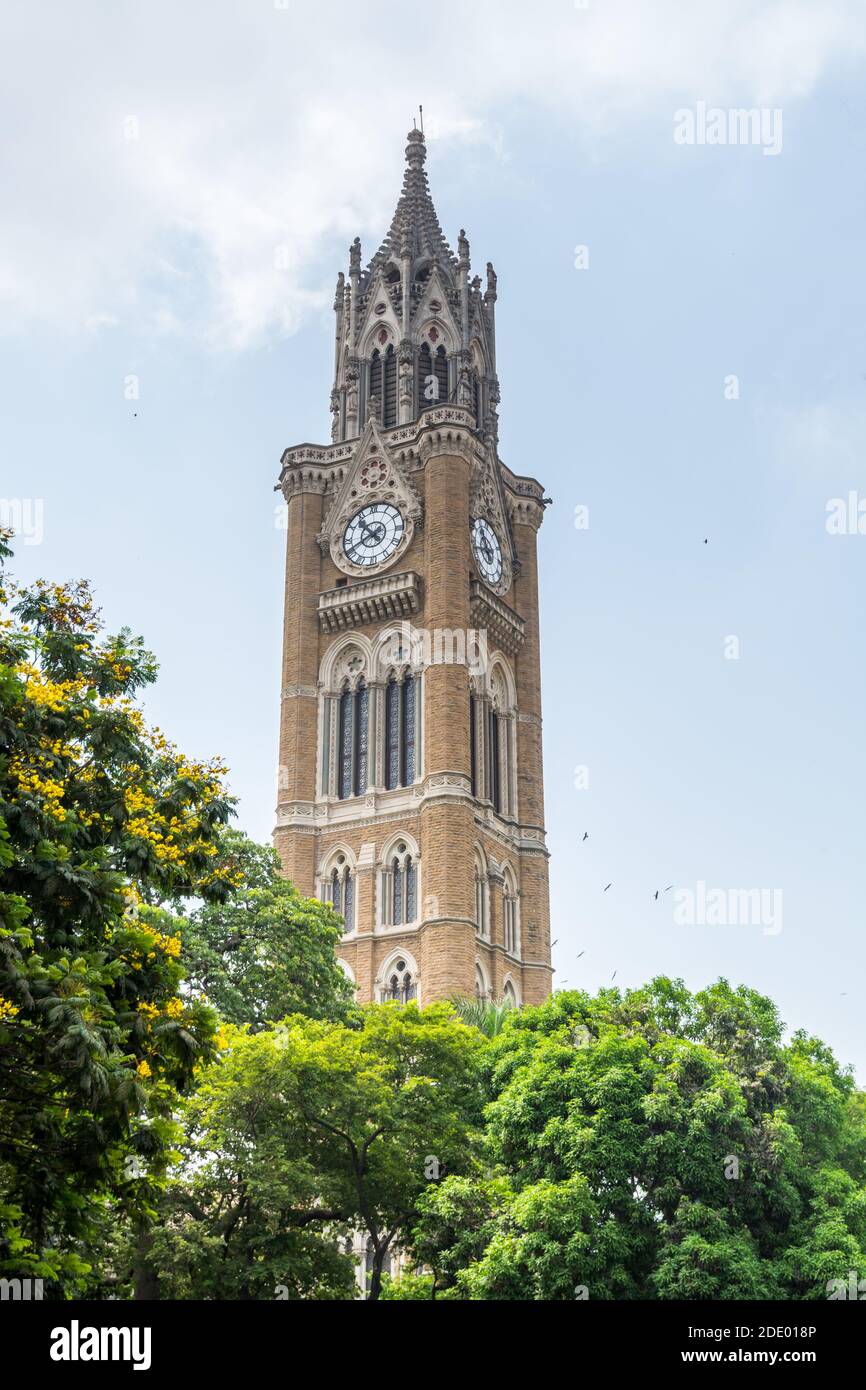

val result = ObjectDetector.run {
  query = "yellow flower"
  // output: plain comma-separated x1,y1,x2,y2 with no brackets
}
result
136,1060,152,1078
0,997,20,1022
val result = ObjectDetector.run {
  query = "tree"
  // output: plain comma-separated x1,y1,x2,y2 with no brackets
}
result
451,994,516,1038
178,828,354,1029
139,1003,484,1300
407,978,866,1300
0,534,236,1291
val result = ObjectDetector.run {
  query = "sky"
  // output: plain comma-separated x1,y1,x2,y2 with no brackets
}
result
2,0,865,1075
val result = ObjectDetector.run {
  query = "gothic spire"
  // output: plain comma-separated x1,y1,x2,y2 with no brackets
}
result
368,128,456,277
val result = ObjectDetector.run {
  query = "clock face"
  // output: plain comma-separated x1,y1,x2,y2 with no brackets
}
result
471,517,503,586
343,503,405,568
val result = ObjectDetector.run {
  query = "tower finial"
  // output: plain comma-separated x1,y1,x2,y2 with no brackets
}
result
419,104,424,135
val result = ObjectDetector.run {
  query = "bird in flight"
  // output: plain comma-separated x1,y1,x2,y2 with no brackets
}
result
603,883,612,892
611,970,617,981
582,831,589,841
551,938,558,947
576,950,585,959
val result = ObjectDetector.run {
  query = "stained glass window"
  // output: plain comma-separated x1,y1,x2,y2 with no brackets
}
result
355,683,368,795
403,677,416,784
339,689,353,799
343,873,354,931
469,692,477,797
386,678,400,790
392,856,403,925
406,859,416,922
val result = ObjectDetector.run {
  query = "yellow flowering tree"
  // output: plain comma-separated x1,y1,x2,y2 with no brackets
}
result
0,531,236,1289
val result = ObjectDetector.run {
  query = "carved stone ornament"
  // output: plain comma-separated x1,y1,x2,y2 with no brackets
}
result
321,415,423,578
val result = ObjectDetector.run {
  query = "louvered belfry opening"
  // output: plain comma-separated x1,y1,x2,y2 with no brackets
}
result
369,350,383,416
434,345,448,405
417,342,432,412
382,344,397,427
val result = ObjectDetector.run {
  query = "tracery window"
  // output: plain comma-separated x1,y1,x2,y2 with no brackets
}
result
382,958,417,1003
323,854,355,932
502,866,519,956
469,661,516,819
381,840,418,927
370,345,398,427
338,681,368,799
385,673,417,789
475,849,489,938
417,342,448,410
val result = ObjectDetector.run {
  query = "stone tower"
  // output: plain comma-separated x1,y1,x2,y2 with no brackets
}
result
274,126,552,1006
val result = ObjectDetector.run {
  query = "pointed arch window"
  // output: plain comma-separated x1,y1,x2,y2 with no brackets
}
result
434,345,448,403
382,841,418,927
384,673,418,790
383,958,417,1003
383,344,397,427
338,681,368,799
325,857,355,932
417,343,433,410
487,705,501,812
369,350,383,415
503,869,519,956
470,690,478,798
475,851,489,938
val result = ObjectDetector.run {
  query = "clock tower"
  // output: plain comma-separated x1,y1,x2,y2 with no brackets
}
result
274,127,552,1006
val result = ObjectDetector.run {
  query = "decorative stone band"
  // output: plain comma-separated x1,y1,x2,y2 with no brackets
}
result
279,405,476,474
281,685,318,700
318,571,423,634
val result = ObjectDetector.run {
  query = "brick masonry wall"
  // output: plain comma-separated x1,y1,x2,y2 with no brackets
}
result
274,442,552,1006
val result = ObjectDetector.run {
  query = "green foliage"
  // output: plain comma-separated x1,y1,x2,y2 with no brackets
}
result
406,978,866,1300
0,540,235,1290
451,994,516,1037
178,828,354,1028
127,1003,484,1300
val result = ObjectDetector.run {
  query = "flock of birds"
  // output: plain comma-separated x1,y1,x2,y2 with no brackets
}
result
554,831,674,986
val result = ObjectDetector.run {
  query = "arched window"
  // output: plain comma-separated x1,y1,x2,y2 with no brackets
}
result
475,964,489,1000
383,344,397,427
383,958,417,1003
474,849,489,938
503,866,519,956
472,371,481,425
417,343,433,410
503,979,518,1006
434,345,448,404
382,840,418,927
469,690,478,797
477,661,515,820
385,672,418,789
338,681,368,799
487,703,501,811
369,349,383,414
324,854,355,932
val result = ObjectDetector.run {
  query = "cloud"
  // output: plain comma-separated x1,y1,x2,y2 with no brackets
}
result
1,0,863,349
